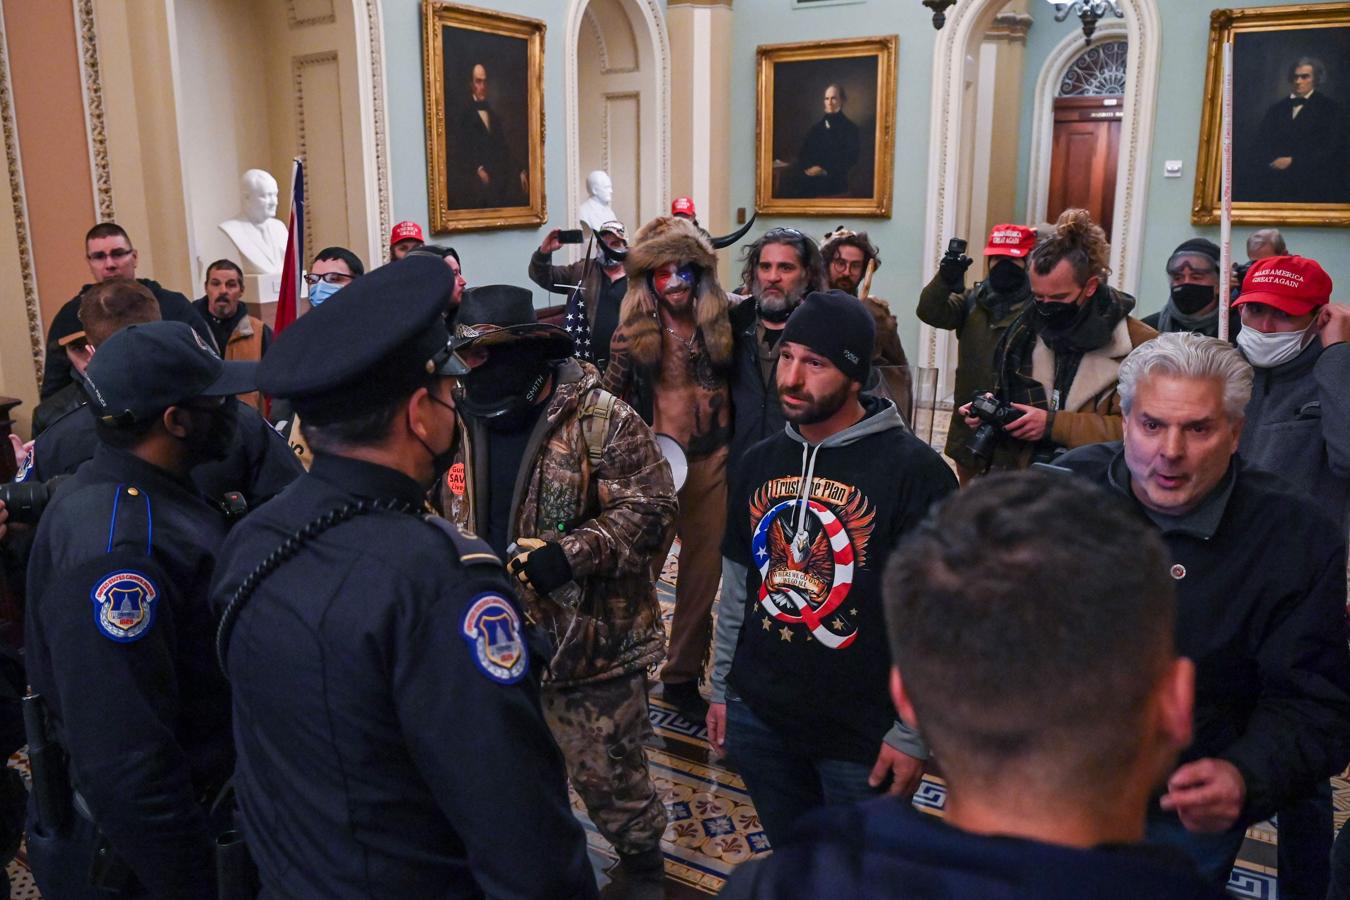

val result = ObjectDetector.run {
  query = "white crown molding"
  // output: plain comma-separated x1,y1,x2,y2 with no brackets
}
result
0,2,43,385
73,0,114,223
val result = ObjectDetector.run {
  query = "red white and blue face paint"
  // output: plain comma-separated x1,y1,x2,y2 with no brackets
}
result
652,263,697,297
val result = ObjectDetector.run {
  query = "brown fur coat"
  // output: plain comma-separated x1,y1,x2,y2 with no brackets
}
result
617,216,733,372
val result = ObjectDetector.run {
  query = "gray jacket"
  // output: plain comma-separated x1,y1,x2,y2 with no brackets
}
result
711,403,929,760
1239,340,1350,529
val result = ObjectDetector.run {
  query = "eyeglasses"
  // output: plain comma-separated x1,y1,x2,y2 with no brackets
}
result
303,272,354,286
763,227,806,240
87,248,134,263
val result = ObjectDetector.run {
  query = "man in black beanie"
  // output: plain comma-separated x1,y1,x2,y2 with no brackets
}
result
708,289,957,844
1142,238,1241,342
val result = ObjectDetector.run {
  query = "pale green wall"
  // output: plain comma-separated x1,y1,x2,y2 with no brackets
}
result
1012,0,1348,318
382,0,1348,337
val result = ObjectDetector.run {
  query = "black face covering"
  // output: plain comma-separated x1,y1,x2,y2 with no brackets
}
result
987,259,1027,295
415,392,460,479
1033,297,1082,331
459,344,553,430
1169,282,1218,316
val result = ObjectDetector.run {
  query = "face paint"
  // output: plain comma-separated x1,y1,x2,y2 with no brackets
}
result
653,264,696,296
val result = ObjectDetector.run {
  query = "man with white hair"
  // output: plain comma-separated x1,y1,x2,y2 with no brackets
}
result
1058,332,1350,890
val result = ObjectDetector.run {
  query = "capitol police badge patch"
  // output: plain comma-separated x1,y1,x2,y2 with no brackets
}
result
91,571,158,642
460,593,528,684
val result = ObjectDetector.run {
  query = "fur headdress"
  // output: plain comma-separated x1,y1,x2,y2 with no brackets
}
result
618,216,732,371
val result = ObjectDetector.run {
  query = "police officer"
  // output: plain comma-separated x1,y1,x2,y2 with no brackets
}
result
24,320,257,898
17,280,302,513
210,256,597,898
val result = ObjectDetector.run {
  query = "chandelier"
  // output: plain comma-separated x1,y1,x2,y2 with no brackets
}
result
922,0,958,30
1048,0,1124,43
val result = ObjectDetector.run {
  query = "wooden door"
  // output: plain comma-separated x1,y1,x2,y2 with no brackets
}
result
1046,95,1123,240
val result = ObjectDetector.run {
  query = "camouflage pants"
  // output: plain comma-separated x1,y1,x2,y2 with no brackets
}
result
542,672,667,857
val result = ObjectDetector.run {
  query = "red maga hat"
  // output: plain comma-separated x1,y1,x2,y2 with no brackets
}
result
671,197,696,218
389,221,424,247
983,224,1037,259
1234,255,1332,317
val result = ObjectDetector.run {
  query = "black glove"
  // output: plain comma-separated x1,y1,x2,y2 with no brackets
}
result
507,540,573,595
938,253,974,293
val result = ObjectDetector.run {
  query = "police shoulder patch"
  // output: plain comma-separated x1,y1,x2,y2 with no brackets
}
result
90,570,158,642
460,592,528,684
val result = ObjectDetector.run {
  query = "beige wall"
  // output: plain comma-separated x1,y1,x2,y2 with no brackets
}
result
3,0,97,328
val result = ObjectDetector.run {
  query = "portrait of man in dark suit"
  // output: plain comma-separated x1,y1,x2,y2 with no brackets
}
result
778,84,861,198
446,61,529,210
1236,55,1350,204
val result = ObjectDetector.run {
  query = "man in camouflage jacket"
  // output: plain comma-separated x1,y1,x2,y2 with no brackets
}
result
439,285,677,894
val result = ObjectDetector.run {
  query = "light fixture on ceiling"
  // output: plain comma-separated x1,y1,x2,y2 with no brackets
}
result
1047,0,1124,44
922,0,959,30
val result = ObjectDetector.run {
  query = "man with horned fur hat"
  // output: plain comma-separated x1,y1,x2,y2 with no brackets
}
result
602,216,733,722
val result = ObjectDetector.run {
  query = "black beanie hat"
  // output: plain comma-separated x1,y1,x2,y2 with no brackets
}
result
1170,238,1221,265
781,290,875,384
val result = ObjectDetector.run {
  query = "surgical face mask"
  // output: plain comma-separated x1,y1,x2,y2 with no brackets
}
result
1236,322,1314,369
1170,282,1218,316
308,280,342,308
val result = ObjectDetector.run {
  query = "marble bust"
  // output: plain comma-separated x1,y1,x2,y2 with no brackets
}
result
219,169,288,274
577,170,618,232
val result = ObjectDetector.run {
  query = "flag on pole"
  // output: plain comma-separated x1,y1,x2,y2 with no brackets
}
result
563,284,593,362
274,158,305,335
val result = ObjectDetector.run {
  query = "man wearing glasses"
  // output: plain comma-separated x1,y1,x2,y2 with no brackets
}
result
40,223,215,402
304,247,365,310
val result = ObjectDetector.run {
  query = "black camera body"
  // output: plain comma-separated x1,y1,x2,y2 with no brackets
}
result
0,475,70,526
964,392,1024,462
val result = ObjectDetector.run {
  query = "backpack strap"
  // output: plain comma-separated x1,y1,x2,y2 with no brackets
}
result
578,388,618,466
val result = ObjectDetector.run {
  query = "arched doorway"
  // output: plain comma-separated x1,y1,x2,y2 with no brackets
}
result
565,0,669,237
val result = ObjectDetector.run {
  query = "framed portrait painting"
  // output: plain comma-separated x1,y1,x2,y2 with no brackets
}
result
423,2,546,232
1192,3,1350,226
756,36,898,217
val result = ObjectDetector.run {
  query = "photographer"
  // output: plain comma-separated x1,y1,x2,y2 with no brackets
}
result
962,208,1154,471
528,221,628,372
917,224,1036,483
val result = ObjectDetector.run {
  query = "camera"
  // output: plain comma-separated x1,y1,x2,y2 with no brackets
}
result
939,238,974,291
0,475,70,527
964,392,1024,463
944,238,968,259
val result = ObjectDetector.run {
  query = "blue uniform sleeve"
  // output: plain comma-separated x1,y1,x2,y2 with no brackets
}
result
392,570,598,900
35,552,215,899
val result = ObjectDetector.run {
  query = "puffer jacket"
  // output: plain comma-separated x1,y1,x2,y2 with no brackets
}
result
443,359,678,687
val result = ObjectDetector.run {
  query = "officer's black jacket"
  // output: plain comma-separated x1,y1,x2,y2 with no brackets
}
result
1059,443,1350,823
23,396,303,511
25,444,231,898
210,453,597,899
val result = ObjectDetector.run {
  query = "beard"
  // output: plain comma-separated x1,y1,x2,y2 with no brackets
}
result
657,286,694,316
754,282,807,321
779,378,852,426
829,273,859,295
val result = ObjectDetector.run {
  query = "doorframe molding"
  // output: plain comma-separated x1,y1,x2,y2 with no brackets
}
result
1025,22,1127,239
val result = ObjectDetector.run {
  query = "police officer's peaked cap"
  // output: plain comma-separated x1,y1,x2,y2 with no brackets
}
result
84,320,257,425
259,255,469,407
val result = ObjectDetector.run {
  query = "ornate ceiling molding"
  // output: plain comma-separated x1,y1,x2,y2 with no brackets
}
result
74,0,114,223
288,0,337,29
293,51,340,265
0,4,44,386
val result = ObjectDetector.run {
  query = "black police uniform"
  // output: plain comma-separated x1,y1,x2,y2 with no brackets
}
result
210,256,597,899
18,396,302,512
25,449,231,900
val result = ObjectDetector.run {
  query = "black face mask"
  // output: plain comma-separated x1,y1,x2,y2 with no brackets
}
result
458,344,552,430
987,259,1027,295
1170,282,1217,316
415,391,460,480
1033,297,1082,330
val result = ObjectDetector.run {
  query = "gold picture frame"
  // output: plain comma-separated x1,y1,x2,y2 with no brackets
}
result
755,36,898,217
1192,3,1350,226
423,1,546,233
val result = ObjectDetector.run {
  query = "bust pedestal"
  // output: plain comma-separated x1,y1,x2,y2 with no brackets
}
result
245,273,283,329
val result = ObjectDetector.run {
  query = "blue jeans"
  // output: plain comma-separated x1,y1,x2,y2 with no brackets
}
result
723,694,878,846
1145,814,1247,891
